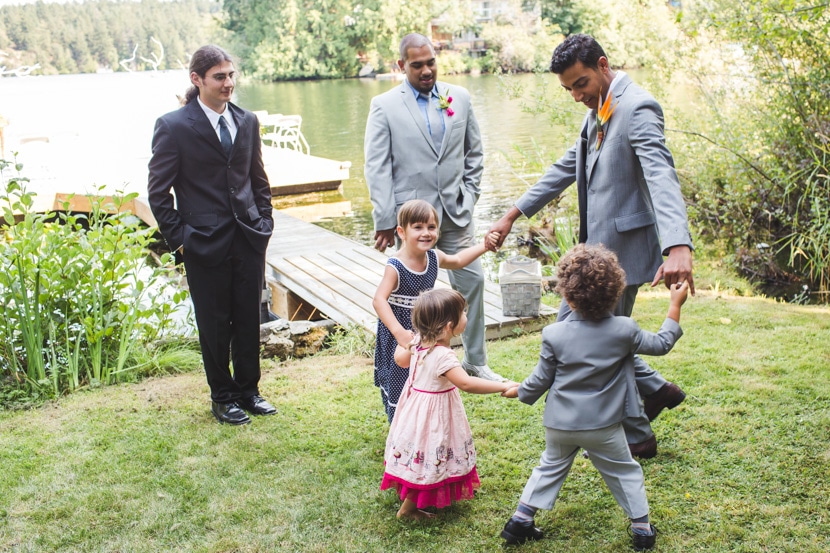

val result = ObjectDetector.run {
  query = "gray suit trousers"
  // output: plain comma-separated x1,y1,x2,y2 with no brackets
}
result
520,424,649,519
436,217,487,366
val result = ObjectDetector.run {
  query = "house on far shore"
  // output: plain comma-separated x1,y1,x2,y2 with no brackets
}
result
430,1,542,57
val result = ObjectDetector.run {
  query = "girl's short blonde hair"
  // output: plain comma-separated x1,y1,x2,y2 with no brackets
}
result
397,199,439,230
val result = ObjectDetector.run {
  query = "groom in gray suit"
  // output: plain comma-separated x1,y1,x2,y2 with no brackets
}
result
490,34,694,458
364,33,504,381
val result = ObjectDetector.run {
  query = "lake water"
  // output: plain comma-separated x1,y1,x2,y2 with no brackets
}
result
1,69,673,258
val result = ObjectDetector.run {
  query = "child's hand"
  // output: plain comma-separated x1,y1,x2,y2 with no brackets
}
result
501,385,519,398
485,231,501,252
670,281,689,307
394,344,412,368
394,330,416,349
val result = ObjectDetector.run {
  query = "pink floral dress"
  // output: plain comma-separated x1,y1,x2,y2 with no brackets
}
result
380,345,480,509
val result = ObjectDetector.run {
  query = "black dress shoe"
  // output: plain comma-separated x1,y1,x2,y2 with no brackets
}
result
211,402,251,425
644,382,686,421
630,524,658,551
238,394,277,415
629,434,657,459
501,517,544,545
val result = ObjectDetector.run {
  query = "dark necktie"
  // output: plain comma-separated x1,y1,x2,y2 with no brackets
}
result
218,116,233,157
422,93,444,150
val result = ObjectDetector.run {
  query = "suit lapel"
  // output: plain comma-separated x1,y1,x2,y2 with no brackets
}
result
400,84,440,156
577,119,590,243
227,103,248,156
186,101,225,158
437,86,451,158
586,75,631,182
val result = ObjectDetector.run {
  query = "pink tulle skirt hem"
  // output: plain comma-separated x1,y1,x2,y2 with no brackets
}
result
380,467,481,509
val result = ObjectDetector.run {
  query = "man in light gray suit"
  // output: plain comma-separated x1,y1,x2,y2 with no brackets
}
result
365,33,504,382
490,34,694,458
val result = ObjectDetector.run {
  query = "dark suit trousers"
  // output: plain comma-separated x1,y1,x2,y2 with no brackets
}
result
183,228,266,403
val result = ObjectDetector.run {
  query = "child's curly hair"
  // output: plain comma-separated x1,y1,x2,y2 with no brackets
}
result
555,243,627,320
411,288,466,345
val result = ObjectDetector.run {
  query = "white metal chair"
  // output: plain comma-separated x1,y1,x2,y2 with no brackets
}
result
273,114,310,155
258,112,284,147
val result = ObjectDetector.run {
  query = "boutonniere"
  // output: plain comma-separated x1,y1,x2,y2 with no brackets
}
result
595,87,618,149
438,90,454,117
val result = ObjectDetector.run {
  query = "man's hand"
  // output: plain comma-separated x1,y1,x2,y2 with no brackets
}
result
374,229,396,251
652,245,695,296
485,231,501,252
488,207,522,251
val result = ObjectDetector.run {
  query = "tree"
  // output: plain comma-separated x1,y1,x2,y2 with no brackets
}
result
678,0,830,297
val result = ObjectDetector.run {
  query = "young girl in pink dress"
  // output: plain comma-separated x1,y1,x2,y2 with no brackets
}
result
380,288,518,520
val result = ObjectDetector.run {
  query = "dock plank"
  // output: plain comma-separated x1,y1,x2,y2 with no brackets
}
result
266,210,556,337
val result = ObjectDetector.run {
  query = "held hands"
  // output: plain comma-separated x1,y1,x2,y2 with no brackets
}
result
393,333,418,368
652,245,695,296
501,385,519,398
485,231,501,252
487,208,521,252
670,281,689,307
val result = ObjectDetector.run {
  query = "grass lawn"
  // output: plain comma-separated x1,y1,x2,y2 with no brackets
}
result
1,290,829,552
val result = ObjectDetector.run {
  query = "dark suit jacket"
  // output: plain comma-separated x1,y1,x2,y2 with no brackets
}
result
148,101,274,266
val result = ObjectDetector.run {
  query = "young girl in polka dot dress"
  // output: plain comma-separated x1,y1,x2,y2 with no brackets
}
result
372,199,498,423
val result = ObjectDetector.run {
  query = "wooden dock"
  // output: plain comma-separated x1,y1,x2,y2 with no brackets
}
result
261,147,350,195
14,138,350,223
265,210,555,340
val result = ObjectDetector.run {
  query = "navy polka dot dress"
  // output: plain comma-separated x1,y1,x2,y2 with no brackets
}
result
375,250,438,423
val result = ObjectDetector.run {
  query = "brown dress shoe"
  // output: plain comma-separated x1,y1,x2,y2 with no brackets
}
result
629,435,657,459
643,382,686,421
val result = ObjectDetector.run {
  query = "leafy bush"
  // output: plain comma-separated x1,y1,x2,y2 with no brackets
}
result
678,1,830,299
0,159,193,401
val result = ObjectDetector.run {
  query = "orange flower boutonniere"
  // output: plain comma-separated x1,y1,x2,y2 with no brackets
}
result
596,87,618,149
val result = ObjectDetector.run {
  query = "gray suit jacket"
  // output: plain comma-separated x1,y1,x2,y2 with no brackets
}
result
518,314,683,431
515,73,693,286
364,81,484,231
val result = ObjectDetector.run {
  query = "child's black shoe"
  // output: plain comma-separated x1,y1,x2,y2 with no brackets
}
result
630,523,658,551
501,517,544,545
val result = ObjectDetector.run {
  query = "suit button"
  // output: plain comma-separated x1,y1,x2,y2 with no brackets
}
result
230,187,236,194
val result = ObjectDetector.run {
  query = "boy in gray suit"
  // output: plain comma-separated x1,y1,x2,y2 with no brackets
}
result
501,244,689,551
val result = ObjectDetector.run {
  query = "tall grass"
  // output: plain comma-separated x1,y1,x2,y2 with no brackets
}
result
0,159,194,401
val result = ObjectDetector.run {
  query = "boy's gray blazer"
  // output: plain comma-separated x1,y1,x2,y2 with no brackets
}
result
518,314,683,431
515,73,693,286
364,81,484,231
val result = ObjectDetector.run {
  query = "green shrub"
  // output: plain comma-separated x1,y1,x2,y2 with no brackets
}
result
0,159,193,401
678,1,830,300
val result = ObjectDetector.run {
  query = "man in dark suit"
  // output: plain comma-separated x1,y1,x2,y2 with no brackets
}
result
148,45,276,425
